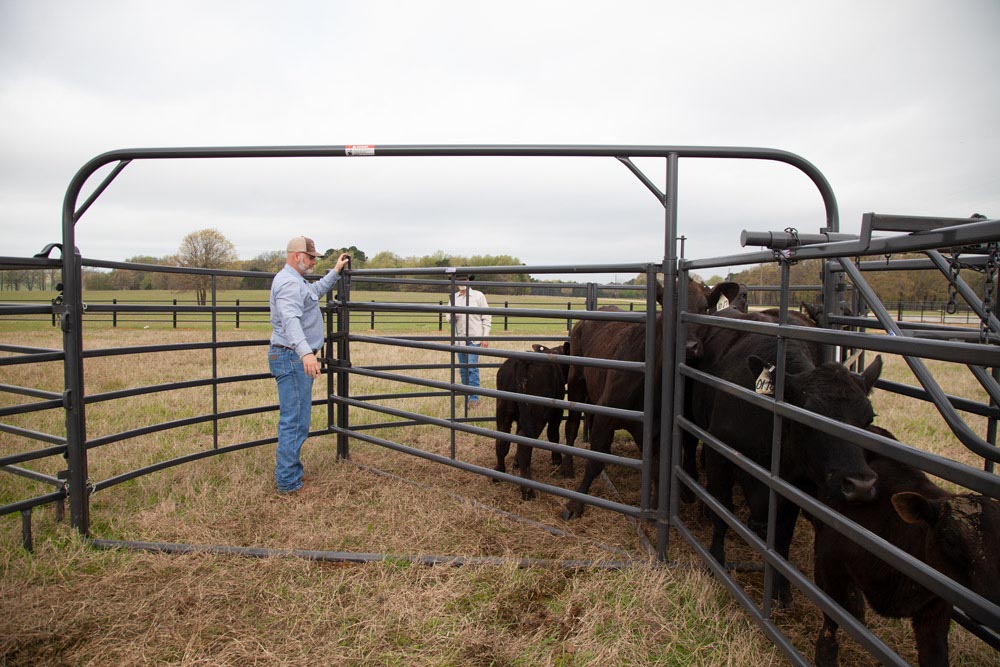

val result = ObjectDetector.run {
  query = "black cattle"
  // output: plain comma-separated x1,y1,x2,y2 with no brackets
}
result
494,342,570,500
559,279,743,520
691,316,881,604
814,426,1000,667
680,303,826,500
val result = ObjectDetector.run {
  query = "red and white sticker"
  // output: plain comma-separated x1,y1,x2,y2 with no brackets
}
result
345,145,375,156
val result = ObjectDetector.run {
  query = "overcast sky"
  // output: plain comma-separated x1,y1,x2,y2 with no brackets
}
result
1,1,997,282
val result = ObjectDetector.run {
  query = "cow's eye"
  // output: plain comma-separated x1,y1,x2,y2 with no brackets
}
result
938,529,965,562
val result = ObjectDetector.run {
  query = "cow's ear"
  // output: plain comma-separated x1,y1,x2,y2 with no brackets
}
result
801,302,825,326
686,339,704,364
892,492,940,526
706,282,743,312
860,356,883,394
531,344,544,353
561,341,570,355
655,280,665,305
747,355,768,377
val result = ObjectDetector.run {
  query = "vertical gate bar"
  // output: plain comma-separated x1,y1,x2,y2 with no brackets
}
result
639,266,657,512
657,151,679,561
326,287,335,441
668,264,692,552
448,278,457,457
211,275,219,449
762,260,791,618
21,509,33,552
336,266,351,459
62,198,89,535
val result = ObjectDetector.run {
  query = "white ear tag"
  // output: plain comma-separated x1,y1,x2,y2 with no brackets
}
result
755,365,776,396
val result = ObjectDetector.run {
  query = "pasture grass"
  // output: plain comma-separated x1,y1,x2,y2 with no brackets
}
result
1,322,997,666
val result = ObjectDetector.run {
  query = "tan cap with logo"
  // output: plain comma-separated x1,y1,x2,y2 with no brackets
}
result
286,236,322,257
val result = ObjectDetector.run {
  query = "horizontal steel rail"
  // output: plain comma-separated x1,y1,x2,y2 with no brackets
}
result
677,416,1000,630
78,338,267,359
0,383,62,401
830,314,997,339
332,421,643,518
1,465,62,487
351,334,646,374
0,445,68,467
873,378,998,418
370,334,570,343
681,364,1000,497
0,490,67,518
0,423,67,446
0,255,61,268
0,398,64,419
84,401,287,449
342,365,642,423
334,390,642,469
91,433,300,492
837,256,1000,462
684,216,1000,271
0,351,65,367
0,304,56,316
683,312,1000,367
670,473,907,667
89,538,632,570
669,512,814,666
347,300,649,323
84,372,271,405
84,257,275,280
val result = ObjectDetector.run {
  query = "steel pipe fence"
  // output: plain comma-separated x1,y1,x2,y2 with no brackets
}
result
328,264,666,518
4,144,996,663
672,216,1000,664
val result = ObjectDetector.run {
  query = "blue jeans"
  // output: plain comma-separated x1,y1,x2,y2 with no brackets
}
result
458,342,481,400
268,346,314,492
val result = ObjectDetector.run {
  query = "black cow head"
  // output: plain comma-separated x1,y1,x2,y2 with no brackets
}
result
531,342,569,355
685,281,744,363
748,355,882,503
893,491,1000,609
705,281,748,314
532,342,571,382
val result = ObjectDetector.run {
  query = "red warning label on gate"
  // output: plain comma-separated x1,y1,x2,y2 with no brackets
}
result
345,145,375,156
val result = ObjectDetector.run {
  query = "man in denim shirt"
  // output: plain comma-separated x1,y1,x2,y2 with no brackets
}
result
268,236,350,494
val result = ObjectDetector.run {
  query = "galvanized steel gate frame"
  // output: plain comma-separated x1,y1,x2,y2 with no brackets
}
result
2,144,999,665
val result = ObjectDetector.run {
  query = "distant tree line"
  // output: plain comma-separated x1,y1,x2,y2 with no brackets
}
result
721,256,982,308
0,269,61,291
7,229,984,308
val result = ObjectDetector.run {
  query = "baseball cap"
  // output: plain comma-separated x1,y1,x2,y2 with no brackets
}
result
286,236,322,257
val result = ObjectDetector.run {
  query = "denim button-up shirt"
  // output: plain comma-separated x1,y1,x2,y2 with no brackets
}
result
269,264,341,358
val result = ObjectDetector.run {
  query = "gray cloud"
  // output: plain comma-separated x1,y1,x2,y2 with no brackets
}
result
2,1,998,282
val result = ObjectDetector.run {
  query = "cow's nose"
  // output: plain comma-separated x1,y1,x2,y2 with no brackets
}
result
842,473,877,503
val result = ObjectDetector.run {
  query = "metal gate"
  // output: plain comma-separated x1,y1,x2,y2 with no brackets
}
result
2,144,998,664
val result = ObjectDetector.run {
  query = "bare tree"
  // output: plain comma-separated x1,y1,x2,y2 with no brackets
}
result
176,229,238,305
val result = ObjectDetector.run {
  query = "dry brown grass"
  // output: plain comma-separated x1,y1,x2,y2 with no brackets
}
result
2,325,998,665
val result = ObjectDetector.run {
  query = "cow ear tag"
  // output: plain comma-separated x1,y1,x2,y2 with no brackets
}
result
755,364,776,396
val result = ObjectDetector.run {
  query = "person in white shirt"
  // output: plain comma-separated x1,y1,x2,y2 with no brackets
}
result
446,274,491,406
